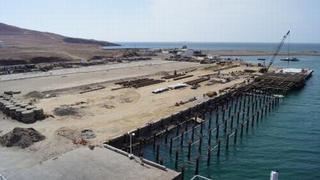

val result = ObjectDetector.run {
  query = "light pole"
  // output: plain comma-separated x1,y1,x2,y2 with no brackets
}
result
128,132,135,159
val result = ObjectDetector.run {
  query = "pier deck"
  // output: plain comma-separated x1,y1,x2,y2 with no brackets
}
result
2,147,180,180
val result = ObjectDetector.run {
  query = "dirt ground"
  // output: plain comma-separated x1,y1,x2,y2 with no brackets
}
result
0,60,260,171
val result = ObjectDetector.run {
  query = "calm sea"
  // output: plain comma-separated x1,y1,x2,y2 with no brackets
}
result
128,43,320,180
107,42,320,52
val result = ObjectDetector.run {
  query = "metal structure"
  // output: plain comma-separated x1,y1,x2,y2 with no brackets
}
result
261,30,290,73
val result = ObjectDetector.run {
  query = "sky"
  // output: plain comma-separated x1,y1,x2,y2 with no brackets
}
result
0,0,319,43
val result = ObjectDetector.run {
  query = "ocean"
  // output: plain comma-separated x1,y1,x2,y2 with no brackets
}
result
106,42,320,52
129,43,320,180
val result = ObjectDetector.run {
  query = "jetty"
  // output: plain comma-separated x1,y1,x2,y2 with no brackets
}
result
107,67,313,178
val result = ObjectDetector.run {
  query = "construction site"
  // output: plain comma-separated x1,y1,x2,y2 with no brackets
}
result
0,31,314,180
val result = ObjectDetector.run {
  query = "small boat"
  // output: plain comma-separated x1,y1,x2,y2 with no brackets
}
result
280,57,299,61
257,58,266,61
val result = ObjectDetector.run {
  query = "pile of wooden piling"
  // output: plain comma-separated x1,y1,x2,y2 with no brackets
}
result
161,73,185,79
184,77,210,86
0,95,45,124
115,78,165,88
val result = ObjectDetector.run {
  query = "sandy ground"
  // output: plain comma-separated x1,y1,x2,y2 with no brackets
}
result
0,59,204,93
0,60,259,176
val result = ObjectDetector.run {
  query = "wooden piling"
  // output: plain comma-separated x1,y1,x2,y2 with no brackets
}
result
240,123,244,138
217,140,221,157
156,144,160,162
207,147,211,166
188,141,192,160
195,157,200,175
234,129,238,145
180,131,184,147
198,136,203,154
175,150,179,170
208,129,212,146
169,138,173,154
226,134,230,150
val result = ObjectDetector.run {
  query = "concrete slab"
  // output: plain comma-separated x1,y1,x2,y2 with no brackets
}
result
2,147,180,180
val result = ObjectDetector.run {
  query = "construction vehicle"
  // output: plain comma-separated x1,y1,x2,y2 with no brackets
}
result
259,30,290,73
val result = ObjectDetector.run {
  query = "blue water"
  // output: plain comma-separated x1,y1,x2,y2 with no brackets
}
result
132,42,319,180
107,42,320,52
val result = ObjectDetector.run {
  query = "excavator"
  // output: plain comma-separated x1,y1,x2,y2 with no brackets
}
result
259,30,290,73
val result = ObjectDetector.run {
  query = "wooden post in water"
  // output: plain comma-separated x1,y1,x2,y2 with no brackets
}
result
165,128,168,144
237,112,240,126
175,150,179,170
192,126,195,142
156,144,160,163
169,138,173,154
216,125,220,141
246,120,249,133
226,134,230,151
230,115,234,130
216,111,219,126
222,109,225,122
208,129,212,146
207,147,211,166
209,114,212,129
224,120,227,136
251,115,255,128
153,134,157,150
240,123,244,138
181,166,185,180
217,140,221,157
188,141,192,161
198,136,203,154
195,157,200,175
185,121,188,131
180,131,184,147
234,129,238,145
176,124,180,136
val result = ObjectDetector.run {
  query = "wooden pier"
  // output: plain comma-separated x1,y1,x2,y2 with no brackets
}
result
106,70,312,178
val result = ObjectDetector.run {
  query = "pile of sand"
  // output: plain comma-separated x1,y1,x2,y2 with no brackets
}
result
0,127,45,148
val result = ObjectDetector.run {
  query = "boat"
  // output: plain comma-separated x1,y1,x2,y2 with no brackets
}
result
281,34,300,62
280,57,299,61
257,58,266,61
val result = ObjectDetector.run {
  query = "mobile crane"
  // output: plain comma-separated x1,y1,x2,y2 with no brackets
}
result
259,30,290,73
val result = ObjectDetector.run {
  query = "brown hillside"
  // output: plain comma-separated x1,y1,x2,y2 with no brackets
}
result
0,23,119,64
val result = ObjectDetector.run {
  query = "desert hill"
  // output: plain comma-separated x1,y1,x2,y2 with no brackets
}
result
0,23,119,65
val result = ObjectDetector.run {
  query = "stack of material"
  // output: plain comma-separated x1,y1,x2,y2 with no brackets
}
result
0,94,45,124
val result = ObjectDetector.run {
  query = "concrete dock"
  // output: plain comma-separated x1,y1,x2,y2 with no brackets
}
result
1,147,180,180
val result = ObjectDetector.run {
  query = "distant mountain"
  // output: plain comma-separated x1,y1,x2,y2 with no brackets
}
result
0,23,118,47
0,23,120,64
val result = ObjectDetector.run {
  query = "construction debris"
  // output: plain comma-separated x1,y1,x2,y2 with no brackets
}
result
205,91,218,98
175,97,197,106
24,91,45,99
53,105,80,116
81,129,96,140
0,127,45,148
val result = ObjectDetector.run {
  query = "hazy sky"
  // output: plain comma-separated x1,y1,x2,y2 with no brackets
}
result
1,0,319,43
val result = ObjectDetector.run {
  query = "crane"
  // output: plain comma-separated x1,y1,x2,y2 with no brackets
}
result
260,30,290,73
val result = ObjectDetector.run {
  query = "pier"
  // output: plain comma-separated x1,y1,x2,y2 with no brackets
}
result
107,70,312,179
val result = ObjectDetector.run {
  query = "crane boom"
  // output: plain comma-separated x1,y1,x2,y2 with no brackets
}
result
266,30,290,71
